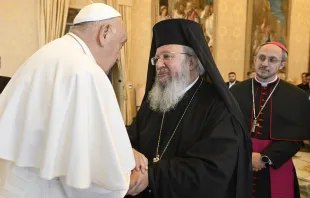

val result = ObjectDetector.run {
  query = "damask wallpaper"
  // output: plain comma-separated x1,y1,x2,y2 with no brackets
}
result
213,0,247,81
286,0,310,83
0,0,39,77
129,0,152,89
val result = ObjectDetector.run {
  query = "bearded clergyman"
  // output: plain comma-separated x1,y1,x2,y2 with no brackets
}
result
125,19,252,198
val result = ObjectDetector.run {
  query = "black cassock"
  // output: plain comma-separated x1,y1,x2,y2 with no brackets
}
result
231,78,310,198
127,78,249,198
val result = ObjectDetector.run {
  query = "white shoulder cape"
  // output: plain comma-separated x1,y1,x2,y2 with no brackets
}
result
0,33,135,191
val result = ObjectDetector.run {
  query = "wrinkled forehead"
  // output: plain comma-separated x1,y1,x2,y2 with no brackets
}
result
155,44,186,54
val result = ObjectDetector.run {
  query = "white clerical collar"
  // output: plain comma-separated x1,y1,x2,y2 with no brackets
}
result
178,77,199,96
255,76,278,87
229,81,236,85
67,32,96,63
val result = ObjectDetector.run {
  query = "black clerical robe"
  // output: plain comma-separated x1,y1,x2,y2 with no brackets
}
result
231,78,310,198
127,78,250,198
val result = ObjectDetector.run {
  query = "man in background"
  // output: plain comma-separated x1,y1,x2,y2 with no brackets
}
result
231,41,310,198
0,3,138,198
226,72,240,88
297,72,309,91
247,71,256,79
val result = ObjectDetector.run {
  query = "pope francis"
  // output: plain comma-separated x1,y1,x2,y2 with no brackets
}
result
0,3,135,198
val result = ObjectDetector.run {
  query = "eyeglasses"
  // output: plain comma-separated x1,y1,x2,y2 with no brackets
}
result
151,52,192,65
255,54,283,65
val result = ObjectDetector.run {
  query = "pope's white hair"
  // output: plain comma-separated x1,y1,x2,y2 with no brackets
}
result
70,21,102,32
70,17,119,32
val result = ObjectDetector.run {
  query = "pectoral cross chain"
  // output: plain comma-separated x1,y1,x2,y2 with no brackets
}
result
251,78,280,134
153,155,160,163
251,119,260,133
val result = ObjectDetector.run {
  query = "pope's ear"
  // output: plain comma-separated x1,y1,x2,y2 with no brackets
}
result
98,23,111,47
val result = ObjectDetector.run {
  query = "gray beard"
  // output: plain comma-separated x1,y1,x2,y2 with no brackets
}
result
148,66,190,113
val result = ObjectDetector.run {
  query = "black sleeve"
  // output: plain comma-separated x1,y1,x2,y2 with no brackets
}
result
127,113,139,149
127,103,149,149
261,141,301,169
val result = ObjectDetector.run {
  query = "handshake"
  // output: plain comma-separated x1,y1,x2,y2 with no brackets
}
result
127,149,149,196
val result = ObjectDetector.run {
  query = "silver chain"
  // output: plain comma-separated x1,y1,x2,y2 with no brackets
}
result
154,79,203,162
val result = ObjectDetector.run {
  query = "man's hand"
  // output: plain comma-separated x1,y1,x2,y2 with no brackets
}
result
252,152,266,172
132,149,148,173
127,170,149,196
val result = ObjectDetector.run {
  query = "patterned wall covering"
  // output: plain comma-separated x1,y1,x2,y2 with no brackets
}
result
0,0,39,77
129,0,152,89
213,0,248,81
286,0,310,84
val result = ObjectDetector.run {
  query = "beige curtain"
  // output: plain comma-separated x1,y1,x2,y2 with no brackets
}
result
38,0,69,47
103,0,135,125
152,0,159,25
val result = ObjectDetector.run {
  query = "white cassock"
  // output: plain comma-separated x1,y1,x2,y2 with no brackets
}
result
0,32,135,198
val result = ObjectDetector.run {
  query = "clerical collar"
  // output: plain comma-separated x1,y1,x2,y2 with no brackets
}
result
178,77,199,96
254,76,278,87
67,33,96,63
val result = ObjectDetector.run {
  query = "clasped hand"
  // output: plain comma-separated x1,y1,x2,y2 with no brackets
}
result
127,149,149,196
252,152,266,172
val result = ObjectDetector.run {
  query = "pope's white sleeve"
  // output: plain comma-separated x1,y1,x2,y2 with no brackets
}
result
59,172,130,198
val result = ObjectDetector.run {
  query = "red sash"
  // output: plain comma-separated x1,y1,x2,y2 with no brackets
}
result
252,138,294,198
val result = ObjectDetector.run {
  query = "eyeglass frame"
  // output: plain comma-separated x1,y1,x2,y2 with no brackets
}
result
254,54,284,65
150,51,193,66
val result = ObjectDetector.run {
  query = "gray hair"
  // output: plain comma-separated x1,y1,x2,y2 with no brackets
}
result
282,49,288,62
69,21,102,32
182,46,205,75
